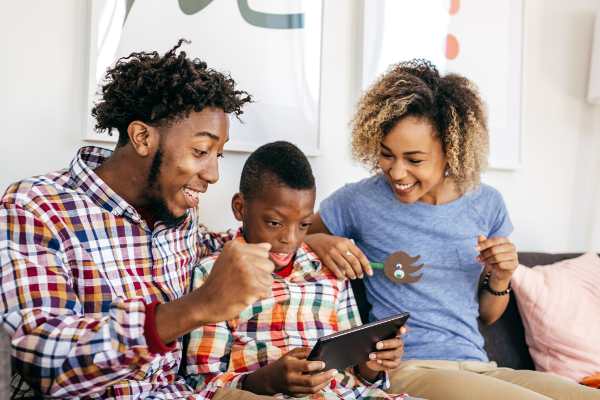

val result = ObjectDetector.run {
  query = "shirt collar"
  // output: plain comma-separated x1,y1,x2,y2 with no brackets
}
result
69,146,141,222
234,227,322,277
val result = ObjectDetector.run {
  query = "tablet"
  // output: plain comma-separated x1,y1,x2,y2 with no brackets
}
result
305,312,410,375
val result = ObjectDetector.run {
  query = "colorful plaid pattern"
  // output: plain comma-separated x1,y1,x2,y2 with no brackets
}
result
186,229,408,400
0,146,232,400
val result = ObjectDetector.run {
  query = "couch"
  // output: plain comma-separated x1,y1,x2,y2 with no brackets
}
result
0,330,10,399
2,253,594,395
350,252,594,370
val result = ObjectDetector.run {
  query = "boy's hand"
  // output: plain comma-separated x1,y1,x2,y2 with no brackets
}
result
475,235,518,288
242,347,337,397
304,233,372,280
358,325,409,382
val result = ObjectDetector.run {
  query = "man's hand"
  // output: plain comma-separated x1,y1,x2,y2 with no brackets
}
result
476,235,518,289
154,240,275,344
192,240,275,325
242,348,337,397
357,325,409,383
304,233,372,281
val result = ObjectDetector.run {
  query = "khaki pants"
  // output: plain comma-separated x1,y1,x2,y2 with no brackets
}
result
386,359,600,400
212,387,425,400
213,388,275,400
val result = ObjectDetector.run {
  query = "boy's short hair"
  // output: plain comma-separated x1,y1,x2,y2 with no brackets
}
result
240,141,315,202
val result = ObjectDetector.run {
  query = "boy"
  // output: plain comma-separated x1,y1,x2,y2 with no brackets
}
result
185,141,419,400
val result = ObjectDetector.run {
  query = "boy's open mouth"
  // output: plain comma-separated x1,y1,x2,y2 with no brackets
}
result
269,251,293,267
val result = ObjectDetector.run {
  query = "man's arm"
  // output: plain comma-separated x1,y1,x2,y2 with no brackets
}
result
1,201,275,398
0,202,162,398
185,258,248,390
153,240,275,344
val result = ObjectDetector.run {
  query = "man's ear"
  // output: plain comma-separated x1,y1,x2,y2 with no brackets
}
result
231,193,245,222
128,121,158,157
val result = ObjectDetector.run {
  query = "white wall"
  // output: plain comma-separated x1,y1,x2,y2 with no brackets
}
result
1,0,599,253
0,2,114,184
482,0,600,253
197,1,371,232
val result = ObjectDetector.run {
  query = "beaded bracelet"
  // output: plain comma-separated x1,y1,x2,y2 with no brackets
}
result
482,271,512,296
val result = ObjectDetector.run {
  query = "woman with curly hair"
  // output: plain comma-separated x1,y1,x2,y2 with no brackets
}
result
305,60,598,400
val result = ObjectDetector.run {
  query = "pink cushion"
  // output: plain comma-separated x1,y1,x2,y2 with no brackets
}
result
511,252,600,382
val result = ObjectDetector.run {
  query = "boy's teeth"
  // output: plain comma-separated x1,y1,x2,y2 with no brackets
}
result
395,182,417,190
183,187,199,198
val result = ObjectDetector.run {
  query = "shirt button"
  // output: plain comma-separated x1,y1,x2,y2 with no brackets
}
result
288,311,297,318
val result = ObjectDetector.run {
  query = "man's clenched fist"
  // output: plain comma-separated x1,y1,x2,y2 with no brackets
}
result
153,240,275,344
193,240,275,325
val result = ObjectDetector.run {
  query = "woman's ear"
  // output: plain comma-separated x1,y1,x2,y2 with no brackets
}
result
231,193,245,222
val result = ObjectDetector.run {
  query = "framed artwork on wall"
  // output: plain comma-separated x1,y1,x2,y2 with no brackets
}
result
362,0,523,169
84,0,323,155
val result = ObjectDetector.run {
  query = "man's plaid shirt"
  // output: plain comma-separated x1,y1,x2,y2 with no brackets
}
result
0,146,232,400
186,229,408,400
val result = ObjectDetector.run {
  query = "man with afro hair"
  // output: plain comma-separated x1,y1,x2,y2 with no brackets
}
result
0,40,277,400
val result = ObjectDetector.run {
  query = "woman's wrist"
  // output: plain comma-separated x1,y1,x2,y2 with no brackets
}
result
485,272,511,293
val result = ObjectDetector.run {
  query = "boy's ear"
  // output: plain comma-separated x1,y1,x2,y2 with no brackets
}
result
231,193,245,222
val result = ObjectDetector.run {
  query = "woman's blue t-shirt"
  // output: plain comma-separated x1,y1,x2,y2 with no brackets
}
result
319,174,513,362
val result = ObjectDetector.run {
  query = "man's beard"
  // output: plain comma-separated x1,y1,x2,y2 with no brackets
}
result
146,147,188,229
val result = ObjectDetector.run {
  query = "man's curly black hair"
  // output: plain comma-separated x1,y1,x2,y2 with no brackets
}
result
240,141,315,202
92,39,252,147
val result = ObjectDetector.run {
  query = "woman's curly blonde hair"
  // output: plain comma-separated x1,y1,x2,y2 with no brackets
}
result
350,59,489,195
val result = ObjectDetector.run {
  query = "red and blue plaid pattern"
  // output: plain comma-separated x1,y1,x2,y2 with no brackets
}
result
0,146,232,400
186,229,408,400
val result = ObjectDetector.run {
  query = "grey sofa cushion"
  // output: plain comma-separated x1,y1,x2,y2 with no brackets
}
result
0,331,10,400
350,253,592,370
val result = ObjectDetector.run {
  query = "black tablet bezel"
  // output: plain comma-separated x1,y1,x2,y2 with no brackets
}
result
304,312,410,375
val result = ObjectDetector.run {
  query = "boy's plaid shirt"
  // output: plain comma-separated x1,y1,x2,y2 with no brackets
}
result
186,229,408,400
0,146,232,400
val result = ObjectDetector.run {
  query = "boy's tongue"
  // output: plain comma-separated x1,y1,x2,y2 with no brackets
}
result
270,251,293,267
